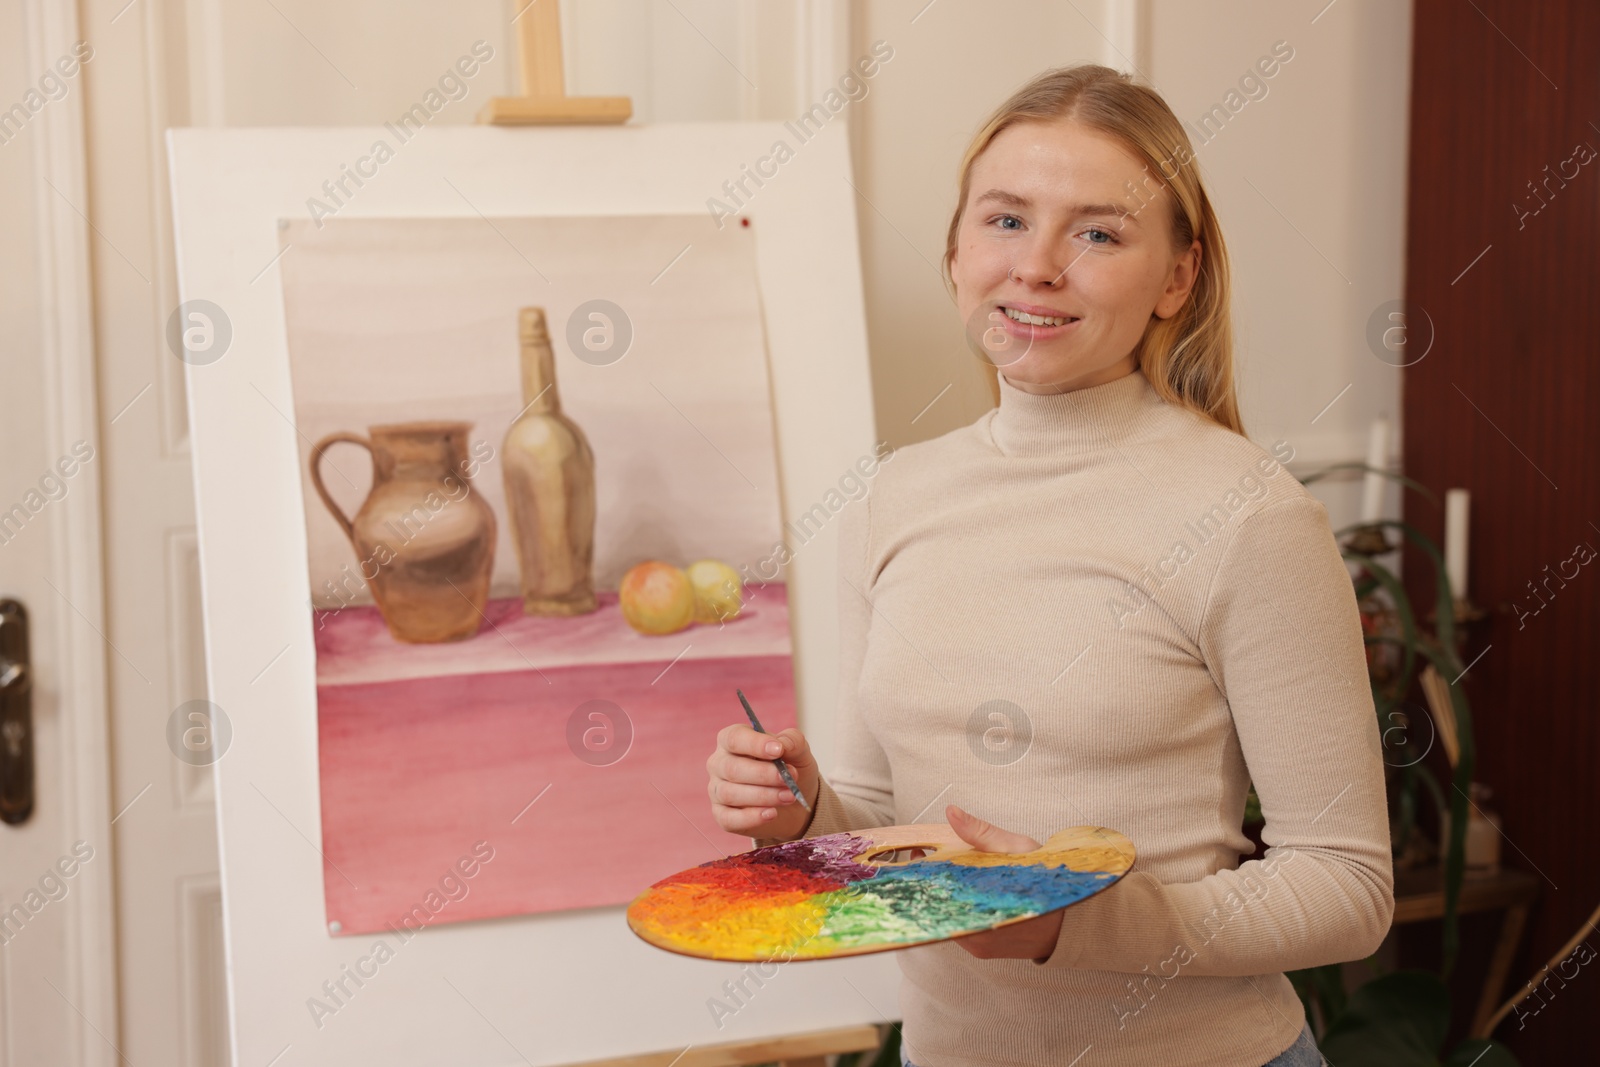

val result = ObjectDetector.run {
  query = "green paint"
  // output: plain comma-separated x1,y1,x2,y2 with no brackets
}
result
814,872,1036,948
815,887,926,945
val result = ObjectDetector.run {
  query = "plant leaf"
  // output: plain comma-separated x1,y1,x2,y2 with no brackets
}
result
1318,970,1450,1065
1301,462,1441,506
1443,1039,1519,1067
1393,761,1417,856
1408,638,1478,974
1341,519,1478,974
1344,552,1419,692
868,1025,901,1067
1340,519,1459,656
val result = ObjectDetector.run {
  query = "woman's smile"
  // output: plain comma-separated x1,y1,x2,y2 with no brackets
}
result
996,300,1080,339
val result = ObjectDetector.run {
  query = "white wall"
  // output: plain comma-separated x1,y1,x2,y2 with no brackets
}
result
849,0,1413,530
1147,0,1412,507
848,0,1110,435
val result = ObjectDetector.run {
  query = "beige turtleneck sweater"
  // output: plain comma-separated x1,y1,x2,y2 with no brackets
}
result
760,367,1393,1067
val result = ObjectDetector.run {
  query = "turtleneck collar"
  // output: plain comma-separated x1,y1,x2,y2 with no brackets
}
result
988,367,1161,457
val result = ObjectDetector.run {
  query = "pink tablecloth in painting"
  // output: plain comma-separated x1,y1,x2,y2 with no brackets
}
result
312,582,795,936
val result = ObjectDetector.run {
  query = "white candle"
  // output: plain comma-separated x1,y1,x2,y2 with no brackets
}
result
1360,417,1389,523
1445,488,1470,601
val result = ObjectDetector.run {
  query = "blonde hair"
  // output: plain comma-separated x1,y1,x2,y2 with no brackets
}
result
944,64,1243,436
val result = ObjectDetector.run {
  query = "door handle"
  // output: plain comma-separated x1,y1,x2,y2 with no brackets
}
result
0,599,34,825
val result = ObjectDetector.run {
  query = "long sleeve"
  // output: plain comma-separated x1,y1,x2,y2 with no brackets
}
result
752,491,896,846
1033,495,1395,975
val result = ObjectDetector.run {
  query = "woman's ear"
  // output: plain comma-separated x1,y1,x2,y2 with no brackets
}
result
1154,238,1202,319
947,208,970,284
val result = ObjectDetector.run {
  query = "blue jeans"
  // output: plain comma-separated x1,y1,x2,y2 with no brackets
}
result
1261,1022,1323,1066
899,1021,1322,1067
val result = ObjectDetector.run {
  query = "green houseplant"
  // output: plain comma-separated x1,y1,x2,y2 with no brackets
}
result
1278,462,1518,1065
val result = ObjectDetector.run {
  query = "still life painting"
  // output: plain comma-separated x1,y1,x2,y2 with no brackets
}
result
278,212,794,935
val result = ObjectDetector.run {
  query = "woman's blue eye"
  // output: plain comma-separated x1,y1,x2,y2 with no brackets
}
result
988,216,1115,242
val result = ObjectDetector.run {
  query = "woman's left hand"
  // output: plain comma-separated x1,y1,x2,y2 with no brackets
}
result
944,805,1064,962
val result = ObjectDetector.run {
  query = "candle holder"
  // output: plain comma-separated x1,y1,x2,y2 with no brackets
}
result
1428,595,1488,630
1424,595,1487,622
1341,523,1399,556
1425,596,1489,660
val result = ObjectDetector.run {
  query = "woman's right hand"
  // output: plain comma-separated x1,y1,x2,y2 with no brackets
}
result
706,724,821,840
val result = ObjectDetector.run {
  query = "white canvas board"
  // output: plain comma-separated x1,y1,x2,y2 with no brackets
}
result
167,121,898,1067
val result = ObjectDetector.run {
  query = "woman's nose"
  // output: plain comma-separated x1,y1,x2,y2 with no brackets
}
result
1007,243,1067,287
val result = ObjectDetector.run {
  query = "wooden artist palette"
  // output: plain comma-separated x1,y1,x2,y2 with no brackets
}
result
625,823,1136,962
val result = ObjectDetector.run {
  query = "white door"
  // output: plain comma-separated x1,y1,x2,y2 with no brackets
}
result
4,0,230,1062
0,1,118,1063
75,0,231,1064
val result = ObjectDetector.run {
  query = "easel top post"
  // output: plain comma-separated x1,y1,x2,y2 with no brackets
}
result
480,0,630,124
516,0,565,97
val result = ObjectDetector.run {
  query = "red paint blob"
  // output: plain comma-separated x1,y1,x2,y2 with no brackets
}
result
661,863,846,897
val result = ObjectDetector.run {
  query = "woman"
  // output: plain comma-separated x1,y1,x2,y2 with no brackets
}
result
706,65,1391,1067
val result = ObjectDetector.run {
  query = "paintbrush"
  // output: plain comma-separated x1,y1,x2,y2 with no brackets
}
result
735,688,811,812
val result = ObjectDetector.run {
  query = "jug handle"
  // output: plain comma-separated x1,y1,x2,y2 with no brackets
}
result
309,432,372,542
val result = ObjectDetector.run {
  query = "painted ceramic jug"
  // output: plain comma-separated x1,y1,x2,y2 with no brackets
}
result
310,421,496,643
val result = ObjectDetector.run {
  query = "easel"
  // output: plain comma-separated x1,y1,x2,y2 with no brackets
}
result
477,0,631,125
474,14,888,1065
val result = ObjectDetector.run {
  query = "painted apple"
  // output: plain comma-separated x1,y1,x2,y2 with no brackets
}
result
618,560,696,635
686,559,742,624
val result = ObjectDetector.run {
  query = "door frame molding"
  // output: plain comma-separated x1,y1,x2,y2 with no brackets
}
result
24,0,119,1061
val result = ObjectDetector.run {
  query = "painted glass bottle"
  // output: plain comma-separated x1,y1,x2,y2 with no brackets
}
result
501,307,597,615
